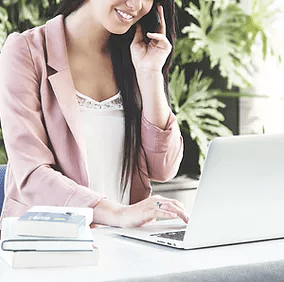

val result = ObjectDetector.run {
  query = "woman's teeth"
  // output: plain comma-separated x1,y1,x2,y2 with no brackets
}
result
116,9,134,20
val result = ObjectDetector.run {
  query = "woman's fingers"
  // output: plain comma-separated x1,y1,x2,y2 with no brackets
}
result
146,33,172,52
146,32,169,44
156,4,166,35
153,195,186,212
138,204,178,226
122,202,177,227
159,202,189,223
120,195,189,228
150,195,189,223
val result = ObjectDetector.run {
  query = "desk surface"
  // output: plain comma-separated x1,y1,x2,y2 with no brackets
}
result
1,224,284,282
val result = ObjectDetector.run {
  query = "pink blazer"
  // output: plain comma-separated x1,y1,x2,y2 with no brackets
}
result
0,15,183,220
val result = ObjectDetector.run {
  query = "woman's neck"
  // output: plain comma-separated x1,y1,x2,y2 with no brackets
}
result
64,3,111,56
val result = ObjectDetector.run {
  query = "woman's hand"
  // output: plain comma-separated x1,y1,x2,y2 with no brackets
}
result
118,195,189,228
130,4,172,73
91,195,189,228
129,4,173,130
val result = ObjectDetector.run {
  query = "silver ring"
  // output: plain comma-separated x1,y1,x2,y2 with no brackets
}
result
156,201,162,209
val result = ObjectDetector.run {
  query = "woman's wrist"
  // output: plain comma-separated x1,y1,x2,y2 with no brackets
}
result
92,198,125,227
136,70,170,130
135,68,163,82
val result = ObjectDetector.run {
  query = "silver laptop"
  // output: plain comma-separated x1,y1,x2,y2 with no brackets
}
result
115,133,284,249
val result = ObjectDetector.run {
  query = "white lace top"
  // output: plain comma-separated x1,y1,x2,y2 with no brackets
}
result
76,90,130,205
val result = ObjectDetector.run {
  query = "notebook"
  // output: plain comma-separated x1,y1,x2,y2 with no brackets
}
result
115,133,284,249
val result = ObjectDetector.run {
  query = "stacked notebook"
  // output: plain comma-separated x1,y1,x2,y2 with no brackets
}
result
0,206,99,268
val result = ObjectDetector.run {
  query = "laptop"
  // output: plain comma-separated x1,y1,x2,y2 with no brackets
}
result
115,133,284,249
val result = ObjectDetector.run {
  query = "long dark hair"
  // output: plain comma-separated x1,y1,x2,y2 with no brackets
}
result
53,0,176,197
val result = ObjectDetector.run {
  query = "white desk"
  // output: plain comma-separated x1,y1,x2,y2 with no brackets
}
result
1,224,284,282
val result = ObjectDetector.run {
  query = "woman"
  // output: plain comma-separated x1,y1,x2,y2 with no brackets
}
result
0,0,188,227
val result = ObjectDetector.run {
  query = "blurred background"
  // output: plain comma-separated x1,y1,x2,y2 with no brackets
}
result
0,0,283,181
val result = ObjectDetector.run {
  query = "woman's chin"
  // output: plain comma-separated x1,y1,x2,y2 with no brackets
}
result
108,26,133,35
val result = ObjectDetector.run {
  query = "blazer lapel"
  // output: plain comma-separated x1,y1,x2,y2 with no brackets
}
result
45,15,88,178
45,15,87,164
48,70,83,149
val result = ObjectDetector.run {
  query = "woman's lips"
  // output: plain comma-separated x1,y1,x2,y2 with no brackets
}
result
115,8,135,23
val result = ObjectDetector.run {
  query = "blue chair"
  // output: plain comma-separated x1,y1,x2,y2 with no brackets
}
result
0,164,6,214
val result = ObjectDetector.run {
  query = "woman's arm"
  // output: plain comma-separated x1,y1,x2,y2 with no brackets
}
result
130,5,172,130
139,112,183,182
130,5,183,182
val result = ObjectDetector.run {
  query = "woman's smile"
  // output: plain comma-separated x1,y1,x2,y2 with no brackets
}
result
115,8,135,23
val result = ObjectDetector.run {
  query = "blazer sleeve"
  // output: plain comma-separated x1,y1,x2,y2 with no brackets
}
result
0,33,104,209
140,110,184,182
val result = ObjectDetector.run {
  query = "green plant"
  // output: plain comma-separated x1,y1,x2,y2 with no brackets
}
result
0,127,7,164
170,0,283,171
170,66,232,169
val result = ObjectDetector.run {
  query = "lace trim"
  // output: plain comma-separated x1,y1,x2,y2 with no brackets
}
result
76,91,123,110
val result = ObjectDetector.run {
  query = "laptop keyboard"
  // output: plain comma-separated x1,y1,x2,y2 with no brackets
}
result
150,230,185,241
